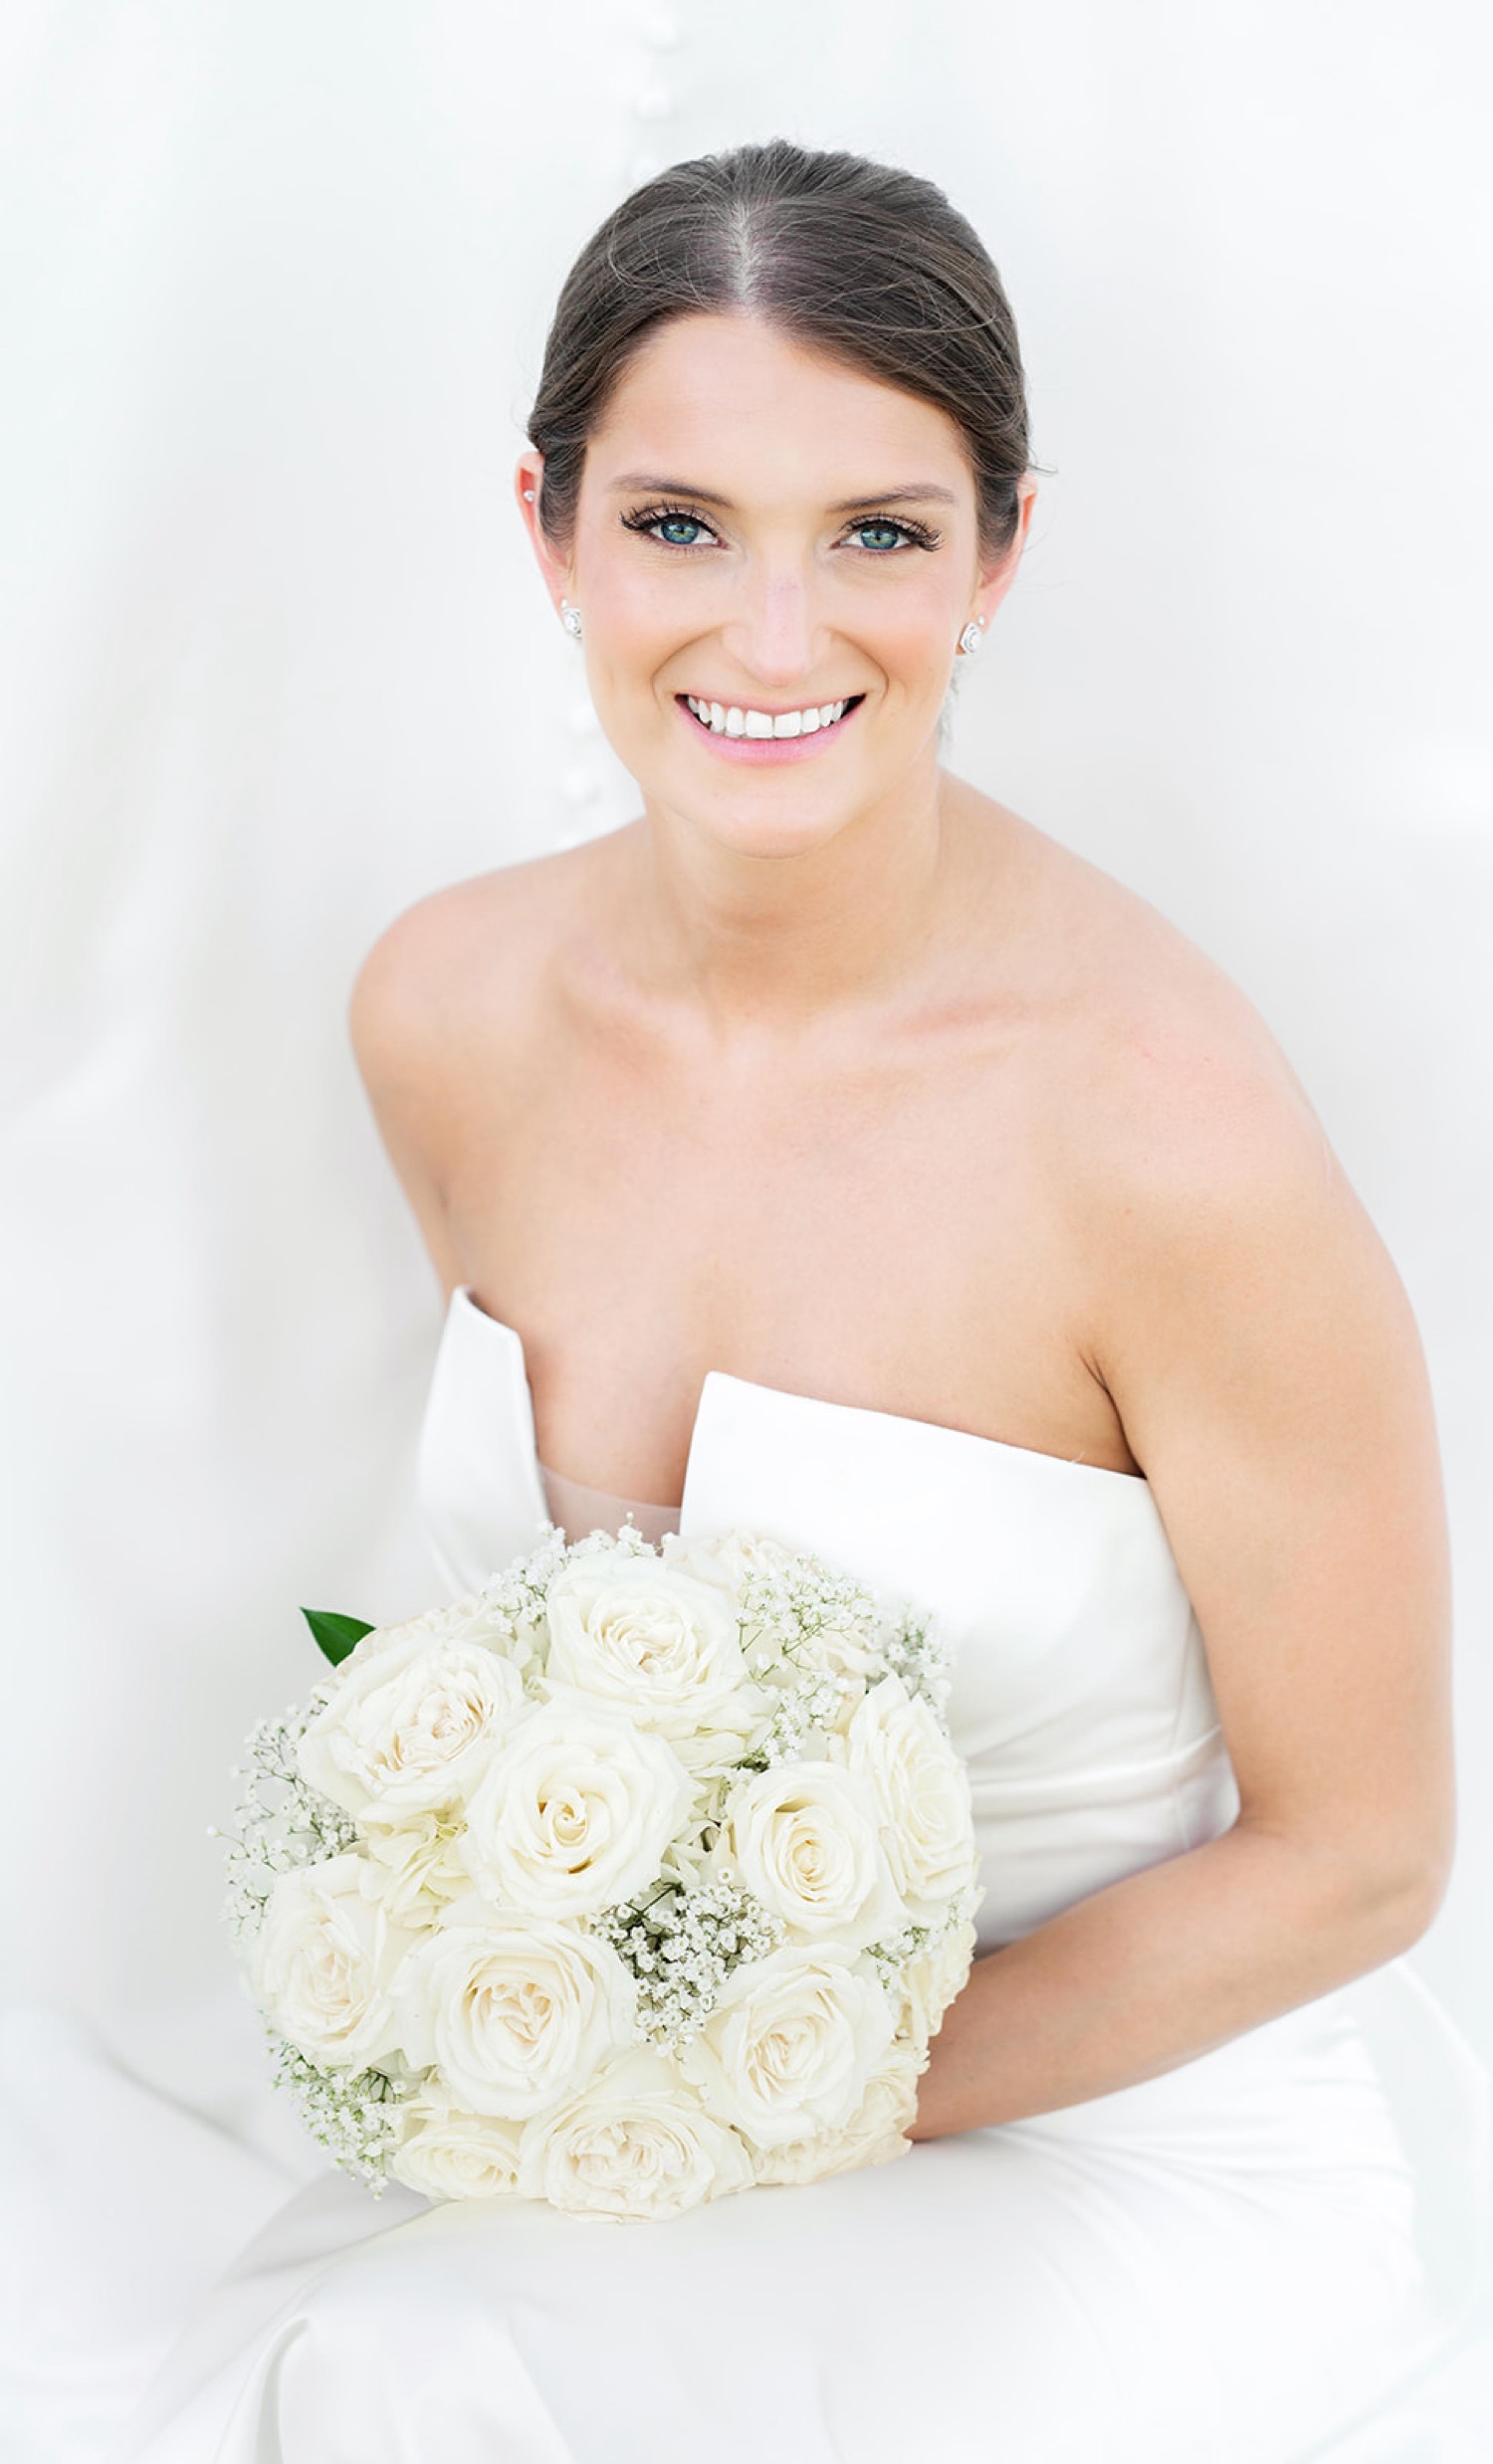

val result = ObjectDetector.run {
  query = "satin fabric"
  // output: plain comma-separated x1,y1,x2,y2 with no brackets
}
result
104,1285,1491,2459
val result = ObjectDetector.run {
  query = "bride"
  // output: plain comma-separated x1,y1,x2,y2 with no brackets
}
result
114,136,1484,2461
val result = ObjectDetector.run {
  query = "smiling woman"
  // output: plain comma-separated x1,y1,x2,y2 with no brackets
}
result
515,143,1031,823
113,138,1488,2464
520,312,1030,815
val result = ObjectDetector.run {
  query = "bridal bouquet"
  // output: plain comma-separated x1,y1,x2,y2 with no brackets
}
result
221,1523,981,2221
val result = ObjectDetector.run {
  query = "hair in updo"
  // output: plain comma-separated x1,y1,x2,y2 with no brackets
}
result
529,138,1031,562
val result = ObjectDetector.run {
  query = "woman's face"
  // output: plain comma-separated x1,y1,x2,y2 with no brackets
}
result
518,313,1033,861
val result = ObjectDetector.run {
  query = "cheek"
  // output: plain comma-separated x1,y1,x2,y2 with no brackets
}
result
578,550,695,664
863,574,963,686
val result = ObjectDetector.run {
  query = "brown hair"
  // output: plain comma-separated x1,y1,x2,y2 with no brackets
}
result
528,138,1031,562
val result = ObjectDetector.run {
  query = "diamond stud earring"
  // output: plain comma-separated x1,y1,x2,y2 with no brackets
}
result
560,599,583,641
957,618,985,657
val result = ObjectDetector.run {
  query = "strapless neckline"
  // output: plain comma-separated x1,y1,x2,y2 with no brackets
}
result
455,1283,1151,1503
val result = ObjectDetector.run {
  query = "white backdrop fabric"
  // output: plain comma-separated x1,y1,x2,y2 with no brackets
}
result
1,0,1491,2453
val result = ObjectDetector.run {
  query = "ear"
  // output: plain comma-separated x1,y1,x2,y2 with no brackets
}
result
970,474,1038,629
515,452,573,615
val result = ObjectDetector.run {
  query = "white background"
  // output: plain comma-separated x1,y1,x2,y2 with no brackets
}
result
1,0,1489,2156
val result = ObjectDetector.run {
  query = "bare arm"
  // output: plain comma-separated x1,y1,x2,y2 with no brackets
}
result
911,1055,1453,2138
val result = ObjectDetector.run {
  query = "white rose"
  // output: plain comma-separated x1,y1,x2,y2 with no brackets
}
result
358,1808,471,1930
544,1557,756,1734
460,1692,693,1918
800,1620,886,1683
252,1854,413,2068
898,1916,978,2051
297,1630,526,1820
832,1675,976,1915
343,1590,539,1679
715,1761,903,1946
395,1914,635,2117
752,2034,927,2185
659,1531,796,1592
388,2089,526,2200
679,1942,896,2151
517,2049,754,2221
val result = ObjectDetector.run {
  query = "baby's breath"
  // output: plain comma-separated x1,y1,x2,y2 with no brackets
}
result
737,1668,860,1770
875,1608,953,1712
266,2028,406,2190
738,1556,878,1672
464,1527,571,1679
734,1552,950,1709
593,1878,785,2052
216,1697,355,1943
863,1885,983,1992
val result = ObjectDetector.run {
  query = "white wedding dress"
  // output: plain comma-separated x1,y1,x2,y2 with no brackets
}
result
11,1286,1492,2461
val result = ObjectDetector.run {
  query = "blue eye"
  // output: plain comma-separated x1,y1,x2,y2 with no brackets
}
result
853,520,909,552
621,504,719,549
621,504,940,554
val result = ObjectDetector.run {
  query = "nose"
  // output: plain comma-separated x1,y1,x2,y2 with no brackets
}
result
720,561,821,689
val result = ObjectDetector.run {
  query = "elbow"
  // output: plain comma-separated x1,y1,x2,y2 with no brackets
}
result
1377,1850,1452,1953
1379,1784,1458,1951
1241,1809,1454,1964
1343,1831,1453,1960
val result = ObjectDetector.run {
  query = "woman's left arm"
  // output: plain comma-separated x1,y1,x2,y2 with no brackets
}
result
911,1060,1454,2141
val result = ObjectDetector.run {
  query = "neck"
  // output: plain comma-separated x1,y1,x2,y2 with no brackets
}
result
623,755,959,1036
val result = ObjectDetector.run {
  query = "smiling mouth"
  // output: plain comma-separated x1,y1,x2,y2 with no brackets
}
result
677,693,866,741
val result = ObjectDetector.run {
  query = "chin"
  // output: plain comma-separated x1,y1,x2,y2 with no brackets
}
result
686,798,859,862
649,755,904,862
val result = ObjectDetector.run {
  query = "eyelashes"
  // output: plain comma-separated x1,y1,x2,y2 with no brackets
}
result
618,505,720,550
617,502,943,554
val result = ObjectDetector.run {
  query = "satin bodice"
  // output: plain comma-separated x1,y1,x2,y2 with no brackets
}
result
418,1286,1241,1951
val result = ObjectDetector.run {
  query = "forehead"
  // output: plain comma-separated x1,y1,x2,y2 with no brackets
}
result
584,311,974,507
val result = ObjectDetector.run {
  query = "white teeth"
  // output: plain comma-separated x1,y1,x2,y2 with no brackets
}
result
685,696,855,737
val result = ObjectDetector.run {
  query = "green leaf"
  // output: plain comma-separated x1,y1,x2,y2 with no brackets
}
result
301,1607,375,1668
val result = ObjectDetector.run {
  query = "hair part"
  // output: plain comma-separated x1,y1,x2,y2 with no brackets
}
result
529,138,1032,566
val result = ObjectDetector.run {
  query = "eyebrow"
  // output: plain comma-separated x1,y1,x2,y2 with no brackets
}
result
606,474,960,513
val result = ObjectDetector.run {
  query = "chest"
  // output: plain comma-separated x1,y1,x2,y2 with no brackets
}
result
439,1021,1124,1495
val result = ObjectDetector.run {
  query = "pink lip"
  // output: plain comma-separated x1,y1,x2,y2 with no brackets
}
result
674,695,865,764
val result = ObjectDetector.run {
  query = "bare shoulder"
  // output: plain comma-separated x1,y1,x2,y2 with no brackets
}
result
980,804,1429,1482
950,775,1412,1389
991,810,1340,1239
349,845,580,1093
346,834,625,1266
